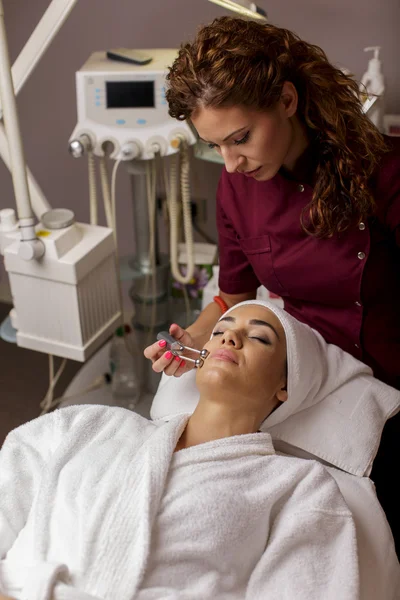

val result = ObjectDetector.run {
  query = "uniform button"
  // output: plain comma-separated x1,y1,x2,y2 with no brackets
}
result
355,301,362,307
357,251,365,260
359,222,366,230
298,184,305,192
355,343,359,349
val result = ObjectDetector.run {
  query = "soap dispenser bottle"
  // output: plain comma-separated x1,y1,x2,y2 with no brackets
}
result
360,46,385,132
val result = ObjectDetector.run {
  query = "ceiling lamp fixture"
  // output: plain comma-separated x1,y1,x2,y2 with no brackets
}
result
208,0,267,22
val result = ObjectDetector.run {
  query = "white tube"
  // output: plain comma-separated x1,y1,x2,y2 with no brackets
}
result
0,124,51,220
169,143,195,284
99,157,114,229
111,158,123,244
180,143,195,280
146,159,158,334
0,0,78,119
169,154,179,273
87,150,98,225
0,0,33,221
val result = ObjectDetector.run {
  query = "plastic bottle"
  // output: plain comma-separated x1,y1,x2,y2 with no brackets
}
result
360,46,385,132
109,324,142,410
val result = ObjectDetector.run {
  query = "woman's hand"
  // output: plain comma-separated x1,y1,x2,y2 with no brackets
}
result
0,595,16,600
144,324,198,378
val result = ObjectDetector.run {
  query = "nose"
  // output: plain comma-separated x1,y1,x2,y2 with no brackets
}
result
220,146,245,174
221,329,243,349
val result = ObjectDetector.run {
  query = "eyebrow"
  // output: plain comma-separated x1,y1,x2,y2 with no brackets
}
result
218,316,281,341
199,126,248,145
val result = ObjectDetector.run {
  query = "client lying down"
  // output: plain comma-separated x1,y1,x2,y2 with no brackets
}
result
0,302,361,600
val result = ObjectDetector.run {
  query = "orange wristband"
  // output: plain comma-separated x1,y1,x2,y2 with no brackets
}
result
213,295,229,314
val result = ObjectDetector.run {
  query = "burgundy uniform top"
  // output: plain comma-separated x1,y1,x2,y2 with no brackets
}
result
217,136,400,388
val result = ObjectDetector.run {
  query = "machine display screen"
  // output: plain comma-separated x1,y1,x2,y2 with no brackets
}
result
106,80,155,108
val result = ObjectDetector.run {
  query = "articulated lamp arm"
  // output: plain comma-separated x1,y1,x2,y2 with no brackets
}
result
0,0,78,223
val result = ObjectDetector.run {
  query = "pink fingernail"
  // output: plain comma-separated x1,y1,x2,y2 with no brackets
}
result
158,340,167,348
165,351,173,360
180,359,186,367
174,355,181,362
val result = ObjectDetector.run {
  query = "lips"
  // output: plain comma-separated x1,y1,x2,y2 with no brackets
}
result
211,349,238,364
241,166,261,178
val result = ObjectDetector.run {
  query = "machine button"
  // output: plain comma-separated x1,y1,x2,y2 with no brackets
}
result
95,88,101,92
359,222,366,230
298,184,304,192
95,102,101,107
116,119,126,125
357,252,366,260
137,119,147,125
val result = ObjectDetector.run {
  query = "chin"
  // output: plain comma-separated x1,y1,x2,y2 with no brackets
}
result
196,363,234,388
256,164,280,181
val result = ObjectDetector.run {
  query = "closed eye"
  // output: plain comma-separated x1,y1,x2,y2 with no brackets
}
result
207,131,250,150
250,337,271,345
212,331,270,344
234,131,250,145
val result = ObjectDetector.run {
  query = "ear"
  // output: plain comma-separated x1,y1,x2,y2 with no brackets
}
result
280,81,298,118
276,385,288,403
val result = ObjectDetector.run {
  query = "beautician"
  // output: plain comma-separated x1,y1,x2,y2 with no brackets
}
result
144,16,400,553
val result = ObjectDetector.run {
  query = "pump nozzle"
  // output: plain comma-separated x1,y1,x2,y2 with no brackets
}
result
364,46,381,59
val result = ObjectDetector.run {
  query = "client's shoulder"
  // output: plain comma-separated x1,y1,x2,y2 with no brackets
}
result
55,403,150,428
4,405,156,452
55,404,157,440
267,454,351,516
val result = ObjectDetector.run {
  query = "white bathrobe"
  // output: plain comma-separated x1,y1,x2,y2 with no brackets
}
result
0,404,359,600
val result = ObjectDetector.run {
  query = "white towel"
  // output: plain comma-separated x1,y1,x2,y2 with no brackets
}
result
0,405,360,600
0,405,186,600
136,429,360,600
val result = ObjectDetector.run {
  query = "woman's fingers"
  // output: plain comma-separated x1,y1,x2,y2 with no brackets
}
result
151,350,174,373
143,324,196,377
172,358,189,377
151,351,186,375
163,355,188,377
143,339,168,362
169,323,195,349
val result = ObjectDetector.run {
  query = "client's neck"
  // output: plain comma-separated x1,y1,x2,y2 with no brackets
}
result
175,395,262,452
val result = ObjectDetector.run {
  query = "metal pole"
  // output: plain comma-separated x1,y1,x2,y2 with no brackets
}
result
0,0,78,220
0,0,33,223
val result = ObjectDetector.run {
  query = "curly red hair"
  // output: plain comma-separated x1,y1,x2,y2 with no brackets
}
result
166,17,387,238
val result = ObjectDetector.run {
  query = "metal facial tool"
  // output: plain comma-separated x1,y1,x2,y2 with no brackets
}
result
156,331,209,368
